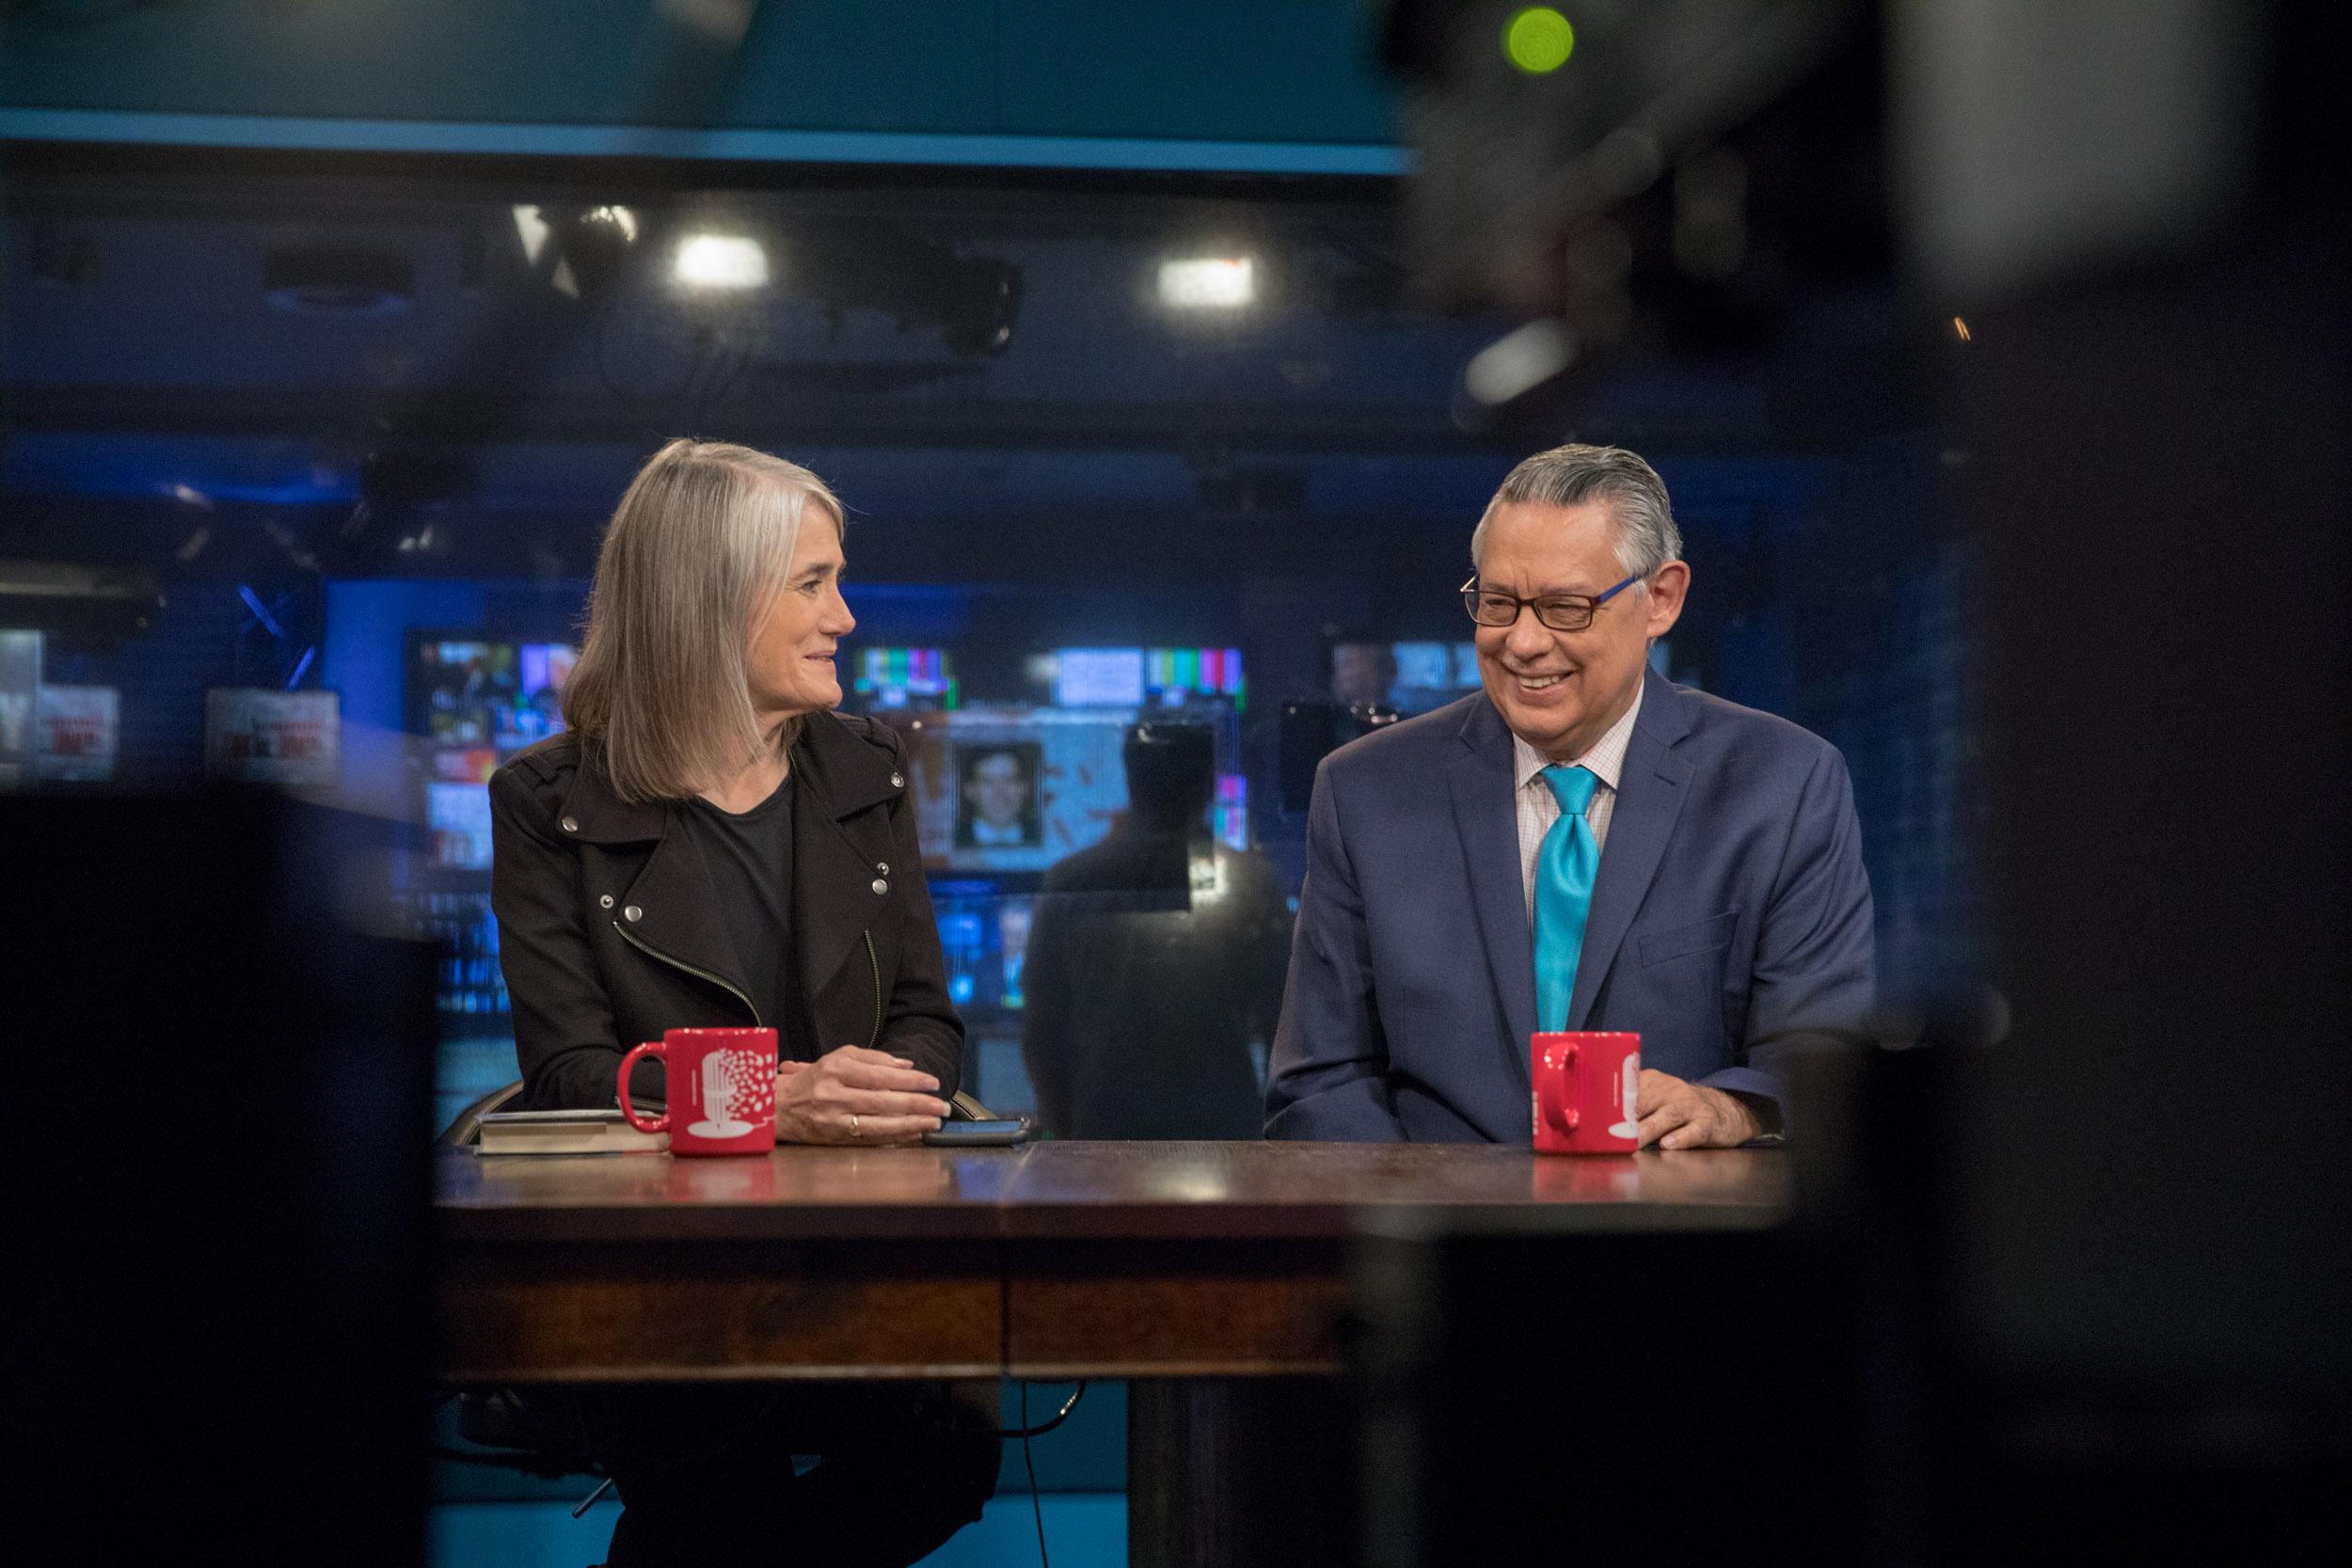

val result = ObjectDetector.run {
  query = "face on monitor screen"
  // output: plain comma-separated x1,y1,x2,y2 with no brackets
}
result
955,742,1042,848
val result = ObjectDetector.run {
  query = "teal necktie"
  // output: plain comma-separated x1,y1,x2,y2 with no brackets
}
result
1534,764,1600,1034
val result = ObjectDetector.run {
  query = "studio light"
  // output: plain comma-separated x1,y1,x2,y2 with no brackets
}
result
1159,257,1254,309
1462,319,1578,406
674,233,770,290
1503,8,1576,74
512,205,551,265
512,204,640,297
562,205,641,293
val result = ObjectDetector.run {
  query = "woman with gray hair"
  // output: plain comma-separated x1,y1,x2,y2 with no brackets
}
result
495,436,961,1142
488,437,997,1565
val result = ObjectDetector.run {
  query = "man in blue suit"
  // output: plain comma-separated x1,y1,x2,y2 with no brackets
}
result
1266,445,1873,1147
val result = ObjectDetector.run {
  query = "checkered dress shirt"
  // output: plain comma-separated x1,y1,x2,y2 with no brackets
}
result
1512,685,1644,923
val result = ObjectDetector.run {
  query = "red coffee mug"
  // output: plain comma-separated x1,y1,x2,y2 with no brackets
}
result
618,1027,778,1156
1532,1031,1643,1154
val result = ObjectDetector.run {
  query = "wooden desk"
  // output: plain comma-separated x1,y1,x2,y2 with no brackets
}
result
436,1141,1788,1383
439,1141,1787,1567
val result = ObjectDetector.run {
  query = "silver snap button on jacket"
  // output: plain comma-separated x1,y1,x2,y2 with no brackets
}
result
624,905,643,922
876,861,889,875
599,895,614,909
889,773,903,787
871,879,888,895
561,816,580,832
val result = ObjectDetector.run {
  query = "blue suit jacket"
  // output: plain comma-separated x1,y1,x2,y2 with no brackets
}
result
1265,669,1874,1142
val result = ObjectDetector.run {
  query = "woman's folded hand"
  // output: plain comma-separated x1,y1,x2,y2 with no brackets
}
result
775,1046,950,1145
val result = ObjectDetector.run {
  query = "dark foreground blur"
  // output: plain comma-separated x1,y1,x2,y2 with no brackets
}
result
1,791,435,1568
1348,4,2350,1564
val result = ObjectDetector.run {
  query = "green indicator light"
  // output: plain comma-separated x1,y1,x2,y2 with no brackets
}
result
1504,7,1576,74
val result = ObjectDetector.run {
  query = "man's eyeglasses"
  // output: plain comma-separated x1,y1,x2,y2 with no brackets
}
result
1460,571,1645,633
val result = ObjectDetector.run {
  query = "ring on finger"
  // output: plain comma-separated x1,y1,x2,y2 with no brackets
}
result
849,1113,861,1138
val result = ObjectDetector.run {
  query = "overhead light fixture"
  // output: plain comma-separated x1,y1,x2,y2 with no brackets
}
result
1462,319,1579,406
512,205,552,265
1159,257,1254,309
674,233,769,290
561,205,640,294
595,206,637,242
512,204,641,298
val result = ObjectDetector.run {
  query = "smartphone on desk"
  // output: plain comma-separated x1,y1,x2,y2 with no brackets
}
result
922,1118,1032,1148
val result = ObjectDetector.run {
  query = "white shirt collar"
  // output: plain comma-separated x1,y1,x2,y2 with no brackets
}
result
1511,680,1645,794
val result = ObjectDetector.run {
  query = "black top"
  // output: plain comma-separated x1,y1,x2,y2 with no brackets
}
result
677,775,796,1051
488,719,963,1115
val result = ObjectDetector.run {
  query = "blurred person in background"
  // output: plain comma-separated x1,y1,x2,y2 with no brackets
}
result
489,437,996,1566
1023,723,1293,1138
1267,444,1873,1147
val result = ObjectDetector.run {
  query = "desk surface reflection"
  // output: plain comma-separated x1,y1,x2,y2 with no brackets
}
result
437,1139,1790,1242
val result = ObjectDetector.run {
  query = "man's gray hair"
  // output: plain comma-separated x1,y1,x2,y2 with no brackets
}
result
1470,444,1683,585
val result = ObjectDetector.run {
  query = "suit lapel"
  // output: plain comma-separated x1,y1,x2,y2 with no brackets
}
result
1449,699,1537,1082
1567,670,1693,1028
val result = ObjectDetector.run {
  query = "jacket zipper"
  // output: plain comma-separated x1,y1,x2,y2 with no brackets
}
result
613,920,762,1025
863,929,882,1048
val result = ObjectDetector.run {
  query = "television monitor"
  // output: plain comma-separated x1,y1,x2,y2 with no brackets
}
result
930,881,1035,1016
1214,773,1249,851
205,689,341,786
897,709,1136,873
1053,649,1144,707
36,685,119,783
405,635,576,868
426,781,496,871
0,629,38,789
1147,647,1245,707
892,704,1252,876
1050,647,1244,709
1333,640,1480,715
851,647,957,711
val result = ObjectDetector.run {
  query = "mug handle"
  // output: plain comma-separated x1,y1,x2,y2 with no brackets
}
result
617,1041,668,1132
1538,1041,1581,1136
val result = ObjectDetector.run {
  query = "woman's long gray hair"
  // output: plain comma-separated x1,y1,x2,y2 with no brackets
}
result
564,438,844,802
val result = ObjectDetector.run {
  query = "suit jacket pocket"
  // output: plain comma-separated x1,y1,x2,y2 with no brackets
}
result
1637,910,1738,967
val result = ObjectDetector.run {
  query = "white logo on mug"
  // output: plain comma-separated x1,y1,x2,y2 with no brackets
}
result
1609,1052,1641,1139
687,1047,769,1138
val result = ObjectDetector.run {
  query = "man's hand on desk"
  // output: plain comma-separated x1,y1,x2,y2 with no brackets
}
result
1635,1069,1771,1149
775,1046,949,1146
